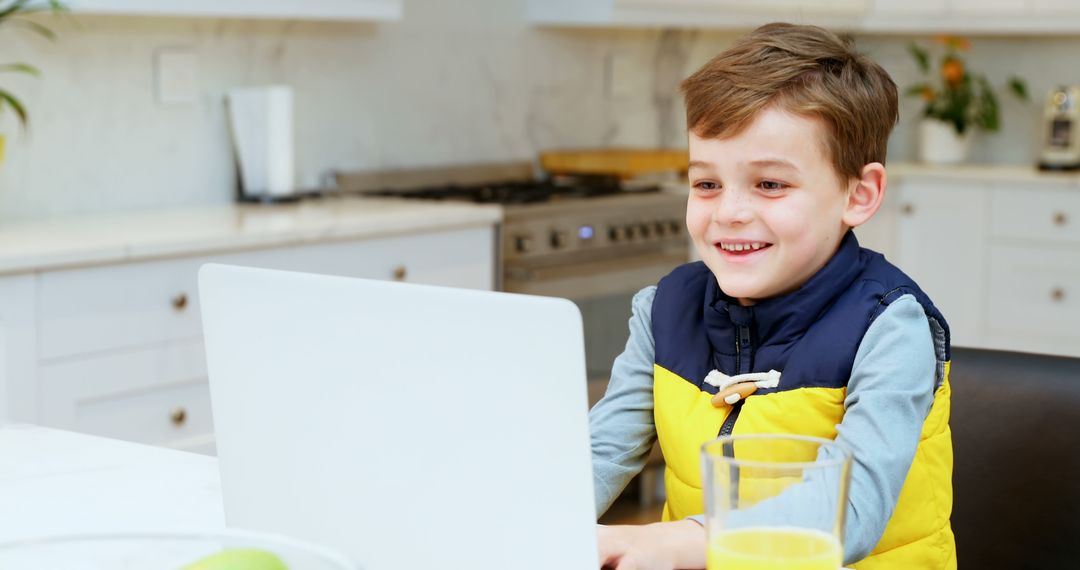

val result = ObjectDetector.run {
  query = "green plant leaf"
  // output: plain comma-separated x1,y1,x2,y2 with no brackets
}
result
2,17,56,39
904,83,931,97
909,43,930,74
0,0,34,20
0,87,28,128
975,75,1000,132
0,62,39,75
1008,77,1028,100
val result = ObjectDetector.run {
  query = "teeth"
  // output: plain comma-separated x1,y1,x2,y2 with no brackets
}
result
719,242,767,252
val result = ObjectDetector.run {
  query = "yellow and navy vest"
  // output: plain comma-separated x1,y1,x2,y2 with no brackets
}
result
653,231,955,569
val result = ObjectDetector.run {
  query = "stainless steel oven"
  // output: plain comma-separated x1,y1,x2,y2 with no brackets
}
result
499,192,688,395
336,163,690,400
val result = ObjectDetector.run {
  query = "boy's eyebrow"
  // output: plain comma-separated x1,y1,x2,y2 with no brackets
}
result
748,159,800,171
687,159,801,172
687,160,713,170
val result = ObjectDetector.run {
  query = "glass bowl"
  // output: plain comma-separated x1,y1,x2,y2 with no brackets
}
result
0,529,358,570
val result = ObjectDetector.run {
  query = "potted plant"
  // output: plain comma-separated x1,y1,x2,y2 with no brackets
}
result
0,0,64,162
906,36,1027,164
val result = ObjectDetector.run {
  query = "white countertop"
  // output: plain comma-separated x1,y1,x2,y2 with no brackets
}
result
0,196,501,276
0,423,223,540
889,161,1080,187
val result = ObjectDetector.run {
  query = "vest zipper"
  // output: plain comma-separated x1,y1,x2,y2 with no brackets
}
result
718,402,742,436
719,324,752,437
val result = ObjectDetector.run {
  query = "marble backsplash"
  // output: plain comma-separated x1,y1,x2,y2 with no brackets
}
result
0,0,1065,221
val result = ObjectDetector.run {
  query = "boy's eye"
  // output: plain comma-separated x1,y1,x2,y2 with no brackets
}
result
694,180,720,192
758,180,788,192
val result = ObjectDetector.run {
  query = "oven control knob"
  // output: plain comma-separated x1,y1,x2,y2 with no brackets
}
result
654,221,667,237
638,223,652,239
514,235,533,253
625,225,637,240
550,230,568,249
607,226,620,242
668,220,682,234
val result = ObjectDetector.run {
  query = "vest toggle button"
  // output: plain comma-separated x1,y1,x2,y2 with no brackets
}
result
703,369,781,409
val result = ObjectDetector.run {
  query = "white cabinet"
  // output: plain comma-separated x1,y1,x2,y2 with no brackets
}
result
530,0,1080,33
876,170,1080,359
949,0,1029,15
65,0,402,21
0,275,36,424
18,224,495,452
527,0,867,28
891,181,986,349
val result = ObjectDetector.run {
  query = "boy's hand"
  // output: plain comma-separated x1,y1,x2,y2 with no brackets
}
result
596,520,707,570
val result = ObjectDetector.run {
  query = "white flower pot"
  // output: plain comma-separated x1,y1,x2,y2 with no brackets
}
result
918,119,973,164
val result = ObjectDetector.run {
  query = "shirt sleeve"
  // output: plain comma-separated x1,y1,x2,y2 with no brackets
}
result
588,286,658,517
833,293,937,563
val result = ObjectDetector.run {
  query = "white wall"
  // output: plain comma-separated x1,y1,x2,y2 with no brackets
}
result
0,1,725,221
0,0,1069,222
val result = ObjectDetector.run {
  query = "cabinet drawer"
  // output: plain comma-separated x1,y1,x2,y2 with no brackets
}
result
985,245,1080,343
990,188,1080,244
39,226,494,359
39,257,204,360
37,340,212,449
214,226,495,290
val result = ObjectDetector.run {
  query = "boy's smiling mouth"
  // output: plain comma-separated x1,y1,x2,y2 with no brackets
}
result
715,240,773,257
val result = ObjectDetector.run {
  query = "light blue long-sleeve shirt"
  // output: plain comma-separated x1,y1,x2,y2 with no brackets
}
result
589,286,937,565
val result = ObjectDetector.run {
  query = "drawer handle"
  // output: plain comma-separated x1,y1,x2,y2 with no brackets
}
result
1051,287,1066,302
392,265,407,281
172,293,188,312
901,203,915,216
1053,211,1068,226
170,407,187,427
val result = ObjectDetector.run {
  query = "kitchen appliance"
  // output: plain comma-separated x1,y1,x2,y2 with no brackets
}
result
199,263,599,570
335,162,690,393
225,85,300,201
1038,86,1080,171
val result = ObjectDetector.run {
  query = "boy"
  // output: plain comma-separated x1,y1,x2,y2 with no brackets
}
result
589,23,954,570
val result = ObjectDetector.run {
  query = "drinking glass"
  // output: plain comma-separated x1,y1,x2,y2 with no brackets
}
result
702,434,852,570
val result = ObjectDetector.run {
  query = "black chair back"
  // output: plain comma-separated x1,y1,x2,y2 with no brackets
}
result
950,347,1080,569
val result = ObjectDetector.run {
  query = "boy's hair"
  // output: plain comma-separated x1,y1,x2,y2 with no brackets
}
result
681,22,898,181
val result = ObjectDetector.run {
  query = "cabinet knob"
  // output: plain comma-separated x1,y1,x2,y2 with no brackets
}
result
170,407,187,427
171,293,188,312
1053,211,1068,226
392,265,408,281
900,203,915,216
1051,287,1066,302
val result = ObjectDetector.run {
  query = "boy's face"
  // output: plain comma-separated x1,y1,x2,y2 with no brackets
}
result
686,107,853,306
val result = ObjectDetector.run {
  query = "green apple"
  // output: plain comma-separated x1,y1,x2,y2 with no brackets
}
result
181,548,289,570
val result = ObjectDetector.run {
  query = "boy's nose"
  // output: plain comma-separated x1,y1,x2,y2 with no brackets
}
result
711,188,754,226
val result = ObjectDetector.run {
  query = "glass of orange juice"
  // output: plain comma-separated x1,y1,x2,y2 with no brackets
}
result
702,434,852,570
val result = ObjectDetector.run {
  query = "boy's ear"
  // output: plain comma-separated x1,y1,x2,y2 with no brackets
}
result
842,162,886,228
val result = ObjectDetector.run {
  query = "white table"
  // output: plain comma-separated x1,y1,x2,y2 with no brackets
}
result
0,423,224,540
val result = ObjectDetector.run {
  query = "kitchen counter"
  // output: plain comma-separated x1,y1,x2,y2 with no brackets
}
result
0,423,223,540
889,162,1080,187
0,196,501,276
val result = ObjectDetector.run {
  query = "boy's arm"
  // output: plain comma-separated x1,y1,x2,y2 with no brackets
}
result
832,293,937,563
589,286,659,517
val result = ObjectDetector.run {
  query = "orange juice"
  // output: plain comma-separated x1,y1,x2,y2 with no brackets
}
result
707,527,841,570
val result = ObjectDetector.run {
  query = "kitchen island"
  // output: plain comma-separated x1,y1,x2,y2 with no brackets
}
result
0,423,224,540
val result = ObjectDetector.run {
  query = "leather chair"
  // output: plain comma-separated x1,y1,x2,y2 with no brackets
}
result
949,347,1080,568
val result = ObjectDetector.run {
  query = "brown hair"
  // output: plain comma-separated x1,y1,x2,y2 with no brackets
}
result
681,22,898,181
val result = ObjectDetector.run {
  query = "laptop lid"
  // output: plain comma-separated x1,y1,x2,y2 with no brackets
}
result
198,263,599,570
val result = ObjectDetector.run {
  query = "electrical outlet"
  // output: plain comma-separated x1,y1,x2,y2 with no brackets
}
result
155,48,198,105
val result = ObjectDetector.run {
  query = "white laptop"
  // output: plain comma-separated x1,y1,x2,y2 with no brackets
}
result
198,263,600,570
